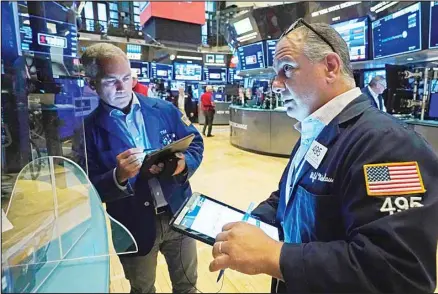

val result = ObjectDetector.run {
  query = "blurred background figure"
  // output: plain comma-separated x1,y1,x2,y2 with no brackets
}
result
362,75,387,112
200,85,215,137
177,86,186,115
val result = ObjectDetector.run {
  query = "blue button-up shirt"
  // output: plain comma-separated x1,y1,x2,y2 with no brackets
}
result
103,93,168,207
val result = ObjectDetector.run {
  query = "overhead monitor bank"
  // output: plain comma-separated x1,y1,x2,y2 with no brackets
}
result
203,67,227,83
174,62,203,81
237,41,265,70
372,2,422,59
332,16,369,61
150,62,173,80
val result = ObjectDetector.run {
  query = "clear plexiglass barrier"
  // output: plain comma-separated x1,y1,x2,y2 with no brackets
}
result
1,156,138,293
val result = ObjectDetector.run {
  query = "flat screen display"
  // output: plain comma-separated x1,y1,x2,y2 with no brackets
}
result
130,61,149,80
127,44,142,60
428,93,438,119
150,62,173,80
204,54,226,66
266,39,278,67
363,69,386,85
430,1,438,49
332,17,368,61
237,41,265,70
174,62,202,81
233,17,253,35
18,13,78,58
228,68,243,84
372,3,422,59
203,67,227,83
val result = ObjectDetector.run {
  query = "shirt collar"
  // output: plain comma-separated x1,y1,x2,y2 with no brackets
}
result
294,87,362,139
367,86,379,100
102,93,141,116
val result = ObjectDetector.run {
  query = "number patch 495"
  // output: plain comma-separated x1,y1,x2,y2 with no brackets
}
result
380,196,423,215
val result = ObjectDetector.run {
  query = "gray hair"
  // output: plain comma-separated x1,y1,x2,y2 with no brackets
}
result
80,43,128,79
292,23,355,87
369,75,386,87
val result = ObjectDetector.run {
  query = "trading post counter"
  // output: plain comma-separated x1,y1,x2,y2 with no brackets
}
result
198,102,231,125
229,106,300,157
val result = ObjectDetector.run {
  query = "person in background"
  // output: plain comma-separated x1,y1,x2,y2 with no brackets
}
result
131,70,148,96
362,75,387,112
78,43,204,293
148,82,158,98
200,85,215,137
209,20,437,293
185,86,196,122
177,86,186,115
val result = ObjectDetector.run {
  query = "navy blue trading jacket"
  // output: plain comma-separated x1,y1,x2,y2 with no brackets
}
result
252,94,438,292
79,94,203,256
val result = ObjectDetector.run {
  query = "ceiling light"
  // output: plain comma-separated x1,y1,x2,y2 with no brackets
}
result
407,57,414,61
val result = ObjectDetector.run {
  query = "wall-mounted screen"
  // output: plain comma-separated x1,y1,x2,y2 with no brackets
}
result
18,13,78,58
130,61,149,80
372,3,421,59
363,69,386,85
332,17,368,61
266,39,278,67
127,44,142,60
430,1,438,49
203,67,227,83
228,68,243,84
204,54,226,66
233,17,253,35
237,41,265,70
150,62,173,80
174,62,203,81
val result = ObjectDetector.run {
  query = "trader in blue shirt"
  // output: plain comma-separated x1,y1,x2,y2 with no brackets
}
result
78,43,203,293
209,20,438,292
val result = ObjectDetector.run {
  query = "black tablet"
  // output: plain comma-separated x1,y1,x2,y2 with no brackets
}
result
170,192,279,246
140,133,195,173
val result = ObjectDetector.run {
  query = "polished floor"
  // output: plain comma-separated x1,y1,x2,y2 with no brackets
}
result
109,124,438,293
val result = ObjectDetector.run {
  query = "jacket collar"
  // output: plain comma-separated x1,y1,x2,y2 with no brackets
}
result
291,94,372,188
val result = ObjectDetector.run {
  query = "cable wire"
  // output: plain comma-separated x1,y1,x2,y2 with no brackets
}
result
179,236,224,293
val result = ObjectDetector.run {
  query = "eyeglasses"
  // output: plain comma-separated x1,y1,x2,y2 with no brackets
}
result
279,18,337,54
271,18,337,93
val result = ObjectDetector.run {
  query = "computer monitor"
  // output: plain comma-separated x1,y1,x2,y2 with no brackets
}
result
174,62,203,81
130,61,149,80
428,92,438,119
331,17,369,61
203,67,227,83
430,1,438,49
237,41,265,70
150,63,173,80
372,3,422,59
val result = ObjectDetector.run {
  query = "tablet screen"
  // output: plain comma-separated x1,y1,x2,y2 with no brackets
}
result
171,193,279,245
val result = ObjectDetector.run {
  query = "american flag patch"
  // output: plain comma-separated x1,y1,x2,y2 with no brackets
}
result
363,162,426,196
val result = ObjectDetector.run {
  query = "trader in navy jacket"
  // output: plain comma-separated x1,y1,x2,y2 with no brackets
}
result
79,43,203,293
209,20,438,293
